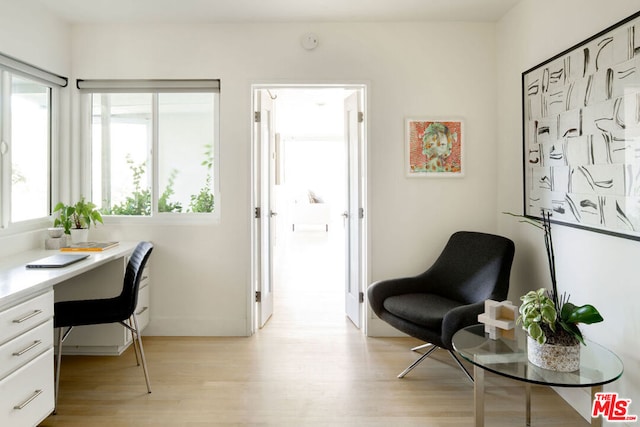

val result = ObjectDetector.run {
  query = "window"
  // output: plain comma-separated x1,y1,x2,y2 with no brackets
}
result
0,52,66,230
79,80,219,218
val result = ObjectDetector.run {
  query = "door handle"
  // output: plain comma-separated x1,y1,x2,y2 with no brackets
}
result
270,210,278,217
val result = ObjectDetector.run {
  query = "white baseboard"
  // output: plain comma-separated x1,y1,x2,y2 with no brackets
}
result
366,317,408,337
552,386,591,422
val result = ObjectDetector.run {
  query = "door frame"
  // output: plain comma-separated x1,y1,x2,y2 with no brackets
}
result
249,82,369,336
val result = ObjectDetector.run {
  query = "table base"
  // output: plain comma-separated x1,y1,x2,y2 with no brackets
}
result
473,365,603,427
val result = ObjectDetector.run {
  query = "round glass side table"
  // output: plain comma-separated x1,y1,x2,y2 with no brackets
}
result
452,324,623,427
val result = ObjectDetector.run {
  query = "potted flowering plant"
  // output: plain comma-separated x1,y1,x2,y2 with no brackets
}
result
507,210,603,371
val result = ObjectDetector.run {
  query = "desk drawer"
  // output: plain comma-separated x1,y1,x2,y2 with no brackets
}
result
0,348,54,427
139,265,150,290
0,291,53,346
135,284,150,331
0,319,53,381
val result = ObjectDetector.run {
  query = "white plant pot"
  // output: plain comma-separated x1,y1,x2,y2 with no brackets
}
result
70,228,89,244
527,335,580,372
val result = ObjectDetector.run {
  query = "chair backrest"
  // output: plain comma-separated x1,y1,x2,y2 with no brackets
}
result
424,231,514,304
119,241,154,318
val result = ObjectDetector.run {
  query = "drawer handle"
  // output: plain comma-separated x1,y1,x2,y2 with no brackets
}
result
14,389,43,410
136,306,149,316
12,309,43,323
13,340,42,357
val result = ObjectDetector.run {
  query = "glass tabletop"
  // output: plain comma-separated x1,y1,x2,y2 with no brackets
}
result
452,324,623,388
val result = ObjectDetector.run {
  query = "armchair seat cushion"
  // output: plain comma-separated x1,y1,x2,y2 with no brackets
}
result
383,293,461,329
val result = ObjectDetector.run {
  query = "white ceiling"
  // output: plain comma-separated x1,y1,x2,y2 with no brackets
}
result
35,0,521,24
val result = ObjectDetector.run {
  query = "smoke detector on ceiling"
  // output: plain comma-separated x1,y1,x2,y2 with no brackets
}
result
301,33,319,50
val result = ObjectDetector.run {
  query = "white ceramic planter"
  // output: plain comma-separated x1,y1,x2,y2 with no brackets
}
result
70,228,89,244
527,335,580,372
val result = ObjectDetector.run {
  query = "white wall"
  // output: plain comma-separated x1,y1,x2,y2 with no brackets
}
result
0,0,71,256
68,21,500,336
0,0,70,75
497,1,640,422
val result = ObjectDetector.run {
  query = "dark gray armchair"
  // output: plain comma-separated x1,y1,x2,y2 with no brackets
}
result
368,231,515,380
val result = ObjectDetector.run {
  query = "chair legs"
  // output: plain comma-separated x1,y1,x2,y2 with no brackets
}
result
54,326,72,412
120,313,151,393
54,315,151,412
132,314,152,393
128,317,140,366
397,344,438,378
397,344,474,382
410,343,434,352
448,350,474,383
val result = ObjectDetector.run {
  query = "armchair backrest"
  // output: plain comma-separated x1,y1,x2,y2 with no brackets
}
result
422,231,514,304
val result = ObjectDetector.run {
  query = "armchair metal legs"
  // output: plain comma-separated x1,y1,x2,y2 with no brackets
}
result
397,344,438,378
397,344,474,382
449,350,474,383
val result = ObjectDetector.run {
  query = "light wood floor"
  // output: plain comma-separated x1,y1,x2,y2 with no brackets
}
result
40,230,589,426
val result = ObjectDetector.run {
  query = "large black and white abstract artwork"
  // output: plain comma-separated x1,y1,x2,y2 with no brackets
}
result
523,11,640,240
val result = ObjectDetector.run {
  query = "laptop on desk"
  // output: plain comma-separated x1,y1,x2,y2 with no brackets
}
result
26,253,90,269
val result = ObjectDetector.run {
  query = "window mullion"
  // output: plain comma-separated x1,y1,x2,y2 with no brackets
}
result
100,95,112,211
46,87,53,215
0,72,10,228
151,93,159,216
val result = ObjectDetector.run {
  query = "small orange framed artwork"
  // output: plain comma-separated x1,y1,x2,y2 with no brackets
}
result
405,118,464,177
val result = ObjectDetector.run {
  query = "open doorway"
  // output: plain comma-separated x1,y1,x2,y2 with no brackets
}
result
273,89,347,330
251,85,366,334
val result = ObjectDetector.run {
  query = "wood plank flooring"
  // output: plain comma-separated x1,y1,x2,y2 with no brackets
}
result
41,326,589,426
40,230,589,426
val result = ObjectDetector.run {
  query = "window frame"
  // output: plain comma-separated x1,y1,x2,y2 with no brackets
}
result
0,52,66,235
78,79,221,224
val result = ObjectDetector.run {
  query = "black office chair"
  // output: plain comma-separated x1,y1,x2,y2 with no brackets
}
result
367,231,514,381
54,241,154,407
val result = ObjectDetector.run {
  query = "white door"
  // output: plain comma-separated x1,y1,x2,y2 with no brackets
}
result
344,91,363,328
255,90,275,328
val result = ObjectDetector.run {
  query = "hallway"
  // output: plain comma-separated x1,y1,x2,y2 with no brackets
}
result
268,222,348,335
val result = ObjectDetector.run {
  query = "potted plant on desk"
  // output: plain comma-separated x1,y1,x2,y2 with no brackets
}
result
53,197,103,244
507,210,604,371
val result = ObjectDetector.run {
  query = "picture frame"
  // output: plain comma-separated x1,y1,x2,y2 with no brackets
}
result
522,10,640,241
405,118,464,178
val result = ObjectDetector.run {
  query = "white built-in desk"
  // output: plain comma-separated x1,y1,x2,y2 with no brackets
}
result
0,242,140,426
0,242,138,306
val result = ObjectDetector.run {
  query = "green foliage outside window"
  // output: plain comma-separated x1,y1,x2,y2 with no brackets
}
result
188,144,215,213
158,169,183,213
102,145,214,215
104,157,152,215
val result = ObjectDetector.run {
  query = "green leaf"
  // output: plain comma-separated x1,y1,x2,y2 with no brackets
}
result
560,321,586,345
560,301,576,320
528,323,543,342
90,210,103,224
540,305,557,324
564,304,604,325
520,291,538,304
